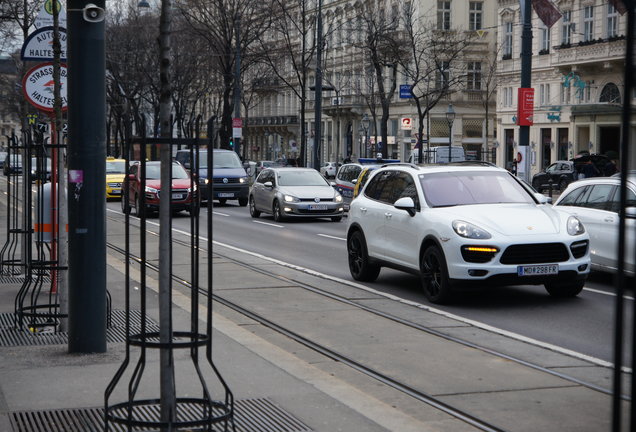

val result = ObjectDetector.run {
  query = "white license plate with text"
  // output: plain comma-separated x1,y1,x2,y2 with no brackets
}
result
517,264,558,276
218,192,234,198
309,204,328,211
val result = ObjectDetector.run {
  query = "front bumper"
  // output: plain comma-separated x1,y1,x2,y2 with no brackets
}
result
443,239,590,286
281,201,344,218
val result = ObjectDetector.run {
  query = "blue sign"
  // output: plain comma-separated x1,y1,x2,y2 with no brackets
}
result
399,85,413,99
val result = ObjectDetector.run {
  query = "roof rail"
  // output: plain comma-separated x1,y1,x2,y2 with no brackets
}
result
444,161,499,167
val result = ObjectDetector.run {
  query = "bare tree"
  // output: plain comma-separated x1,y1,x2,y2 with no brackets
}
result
257,0,316,165
177,0,273,149
356,0,408,158
399,3,475,161
240,61,277,160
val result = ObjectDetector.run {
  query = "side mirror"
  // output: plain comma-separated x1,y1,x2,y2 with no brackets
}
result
534,192,550,204
394,196,416,217
264,181,273,188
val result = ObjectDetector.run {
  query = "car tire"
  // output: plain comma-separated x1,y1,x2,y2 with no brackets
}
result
134,195,145,218
238,197,248,207
249,196,261,218
347,230,380,282
559,179,568,192
544,281,584,298
273,200,286,222
331,216,342,222
420,245,453,304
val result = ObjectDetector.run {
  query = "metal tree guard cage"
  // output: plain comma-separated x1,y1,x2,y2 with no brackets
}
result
105,116,235,431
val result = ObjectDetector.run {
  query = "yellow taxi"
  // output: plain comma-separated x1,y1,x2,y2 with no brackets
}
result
106,157,127,199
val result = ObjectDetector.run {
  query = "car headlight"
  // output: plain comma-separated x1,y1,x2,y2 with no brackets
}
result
567,216,585,235
335,194,343,203
145,186,159,194
284,194,299,203
452,220,492,239
239,176,248,183
204,178,210,185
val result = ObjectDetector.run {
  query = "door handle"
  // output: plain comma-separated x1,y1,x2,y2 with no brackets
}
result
604,217,614,223
360,207,367,213
385,212,392,219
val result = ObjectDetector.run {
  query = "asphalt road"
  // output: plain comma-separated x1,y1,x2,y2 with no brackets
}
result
107,199,632,365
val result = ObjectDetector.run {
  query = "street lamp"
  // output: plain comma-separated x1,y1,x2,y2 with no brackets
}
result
361,113,370,158
445,104,455,163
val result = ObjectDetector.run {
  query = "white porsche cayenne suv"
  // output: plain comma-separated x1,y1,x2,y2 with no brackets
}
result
346,163,591,304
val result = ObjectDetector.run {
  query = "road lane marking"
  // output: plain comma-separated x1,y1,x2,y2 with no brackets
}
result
584,287,634,301
318,234,346,241
212,211,230,217
252,220,284,228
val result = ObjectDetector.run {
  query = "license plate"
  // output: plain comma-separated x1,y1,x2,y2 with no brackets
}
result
218,192,234,198
517,264,558,276
309,204,328,211
111,190,121,194
172,193,184,200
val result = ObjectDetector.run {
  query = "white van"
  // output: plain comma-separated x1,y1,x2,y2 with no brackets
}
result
408,146,466,164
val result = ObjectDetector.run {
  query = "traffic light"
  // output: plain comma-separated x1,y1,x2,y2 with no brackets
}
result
229,138,234,149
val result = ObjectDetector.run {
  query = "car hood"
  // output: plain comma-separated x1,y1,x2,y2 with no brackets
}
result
211,167,246,179
145,179,193,189
437,203,564,236
278,185,337,199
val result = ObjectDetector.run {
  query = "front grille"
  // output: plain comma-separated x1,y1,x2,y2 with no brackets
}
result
500,243,570,264
570,240,589,258
213,177,242,184
297,208,339,214
298,198,335,203
108,182,122,188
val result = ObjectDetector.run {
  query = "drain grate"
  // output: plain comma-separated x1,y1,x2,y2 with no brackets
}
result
10,398,312,432
0,310,161,347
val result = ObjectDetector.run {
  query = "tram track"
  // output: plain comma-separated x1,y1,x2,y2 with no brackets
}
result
105,212,624,431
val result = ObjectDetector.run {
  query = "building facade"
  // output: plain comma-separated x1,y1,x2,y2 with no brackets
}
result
496,0,635,177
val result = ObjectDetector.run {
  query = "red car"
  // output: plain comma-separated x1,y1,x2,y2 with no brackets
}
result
121,161,199,217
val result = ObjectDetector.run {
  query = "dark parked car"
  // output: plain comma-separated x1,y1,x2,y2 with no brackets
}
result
3,154,22,176
532,154,612,192
531,161,577,192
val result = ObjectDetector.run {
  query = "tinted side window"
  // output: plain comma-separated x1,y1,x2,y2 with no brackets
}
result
608,187,636,213
582,184,614,210
558,186,587,206
395,172,420,208
364,171,391,201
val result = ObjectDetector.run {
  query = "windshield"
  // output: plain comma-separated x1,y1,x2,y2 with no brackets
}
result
213,152,242,169
144,163,190,180
420,171,534,207
277,170,329,187
106,160,126,174
31,158,51,169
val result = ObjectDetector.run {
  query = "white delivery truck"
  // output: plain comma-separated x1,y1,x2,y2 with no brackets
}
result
408,146,466,164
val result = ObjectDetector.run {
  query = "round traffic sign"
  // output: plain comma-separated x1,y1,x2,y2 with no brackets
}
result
22,62,68,113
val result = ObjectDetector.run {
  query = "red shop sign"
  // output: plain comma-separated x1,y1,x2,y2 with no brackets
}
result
516,88,534,126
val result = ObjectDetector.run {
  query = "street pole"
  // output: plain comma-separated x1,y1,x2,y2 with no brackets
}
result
67,0,107,353
519,0,532,181
233,15,242,158
313,0,323,170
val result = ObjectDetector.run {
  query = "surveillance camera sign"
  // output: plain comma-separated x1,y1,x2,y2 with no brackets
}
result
22,62,68,113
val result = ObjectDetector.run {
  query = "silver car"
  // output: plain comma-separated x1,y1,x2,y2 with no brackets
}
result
553,174,635,276
249,167,344,222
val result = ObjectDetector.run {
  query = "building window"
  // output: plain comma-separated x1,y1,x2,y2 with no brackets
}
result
503,87,513,107
584,81,592,102
469,2,482,31
467,61,482,90
503,22,513,58
437,1,451,31
560,84,571,105
540,24,550,52
561,10,572,45
607,4,618,38
539,84,551,106
599,83,621,103
583,6,594,42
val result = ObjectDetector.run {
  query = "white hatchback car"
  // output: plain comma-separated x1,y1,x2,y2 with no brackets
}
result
346,163,591,303
320,161,338,178
553,175,635,276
